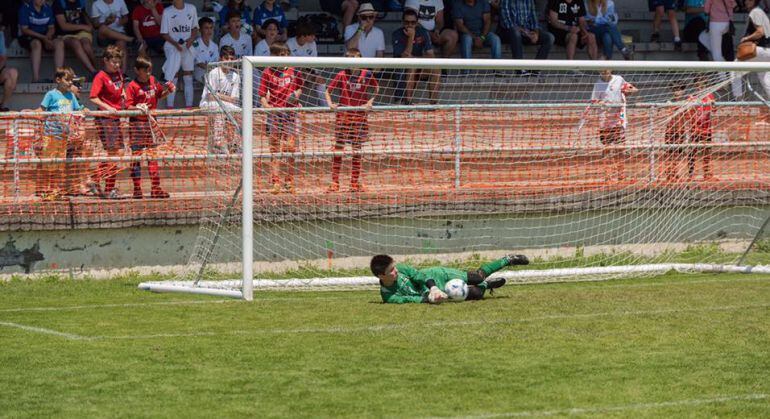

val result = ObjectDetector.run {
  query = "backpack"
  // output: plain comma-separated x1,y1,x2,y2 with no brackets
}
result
290,14,340,42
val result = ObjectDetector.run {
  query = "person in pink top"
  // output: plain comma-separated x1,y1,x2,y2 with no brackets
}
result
699,0,736,62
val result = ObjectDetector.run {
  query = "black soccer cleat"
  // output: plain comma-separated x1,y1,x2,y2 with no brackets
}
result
483,277,506,295
504,254,529,266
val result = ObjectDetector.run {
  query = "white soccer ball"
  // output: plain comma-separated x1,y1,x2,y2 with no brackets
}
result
444,278,468,301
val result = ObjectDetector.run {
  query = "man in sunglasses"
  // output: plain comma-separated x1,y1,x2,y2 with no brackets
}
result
343,2,385,58
392,8,440,104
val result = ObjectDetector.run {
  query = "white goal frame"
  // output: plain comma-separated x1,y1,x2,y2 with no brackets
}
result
138,58,770,300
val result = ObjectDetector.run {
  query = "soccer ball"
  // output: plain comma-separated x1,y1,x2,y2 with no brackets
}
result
444,279,468,301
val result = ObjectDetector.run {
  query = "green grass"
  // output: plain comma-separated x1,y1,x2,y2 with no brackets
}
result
1,272,769,418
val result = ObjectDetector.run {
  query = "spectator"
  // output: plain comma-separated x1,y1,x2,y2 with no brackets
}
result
218,0,253,38
160,0,199,108
546,0,598,60
682,0,709,60
320,0,360,28
19,0,65,83
649,0,682,50
254,0,288,42
220,11,253,58
131,0,165,55
454,0,501,59
498,0,554,61
91,0,133,73
739,0,770,96
65,75,97,196
699,0,737,62
254,18,279,55
585,0,630,60
405,0,458,58
392,8,440,104
287,23,318,56
0,2,25,45
200,46,240,153
54,0,98,77
0,31,18,111
89,45,127,199
344,3,386,57
193,17,218,83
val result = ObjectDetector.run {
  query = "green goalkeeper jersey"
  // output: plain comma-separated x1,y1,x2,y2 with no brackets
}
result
380,264,468,304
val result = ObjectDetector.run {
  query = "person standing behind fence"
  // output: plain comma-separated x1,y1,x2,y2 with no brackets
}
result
126,55,175,199
90,45,127,199
66,76,98,196
35,67,86,200
325,48,379,193
591,69,638,182
687,75,715,181
160,0,199,108
200,45,241,154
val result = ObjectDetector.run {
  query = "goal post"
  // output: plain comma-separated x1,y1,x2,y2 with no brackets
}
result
138,57,770,300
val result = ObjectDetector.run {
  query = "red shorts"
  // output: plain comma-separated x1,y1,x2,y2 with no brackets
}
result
335,112,368,144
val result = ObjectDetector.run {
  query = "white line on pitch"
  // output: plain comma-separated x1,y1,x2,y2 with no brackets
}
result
0,321,89,340
453,393,769,418
94,302,770,340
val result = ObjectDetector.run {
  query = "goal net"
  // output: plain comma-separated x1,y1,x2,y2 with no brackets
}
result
139,58,770,300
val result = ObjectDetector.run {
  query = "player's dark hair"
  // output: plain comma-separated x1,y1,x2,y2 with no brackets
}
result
402,8,418,20
134,54,153,71
220,45,236,58
227,11,242,22
295,22,316,38
270,42,290,56
370,254,394,276
199,17,214,28
263,18,280,31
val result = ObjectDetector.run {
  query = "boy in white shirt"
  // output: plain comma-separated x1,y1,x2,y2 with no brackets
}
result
591,69,638,182
92,0,133,72
192,17,219,83
219,11,253,58
160,0,199,107
253,19,279,56
200,46,241,153
286,23,318,57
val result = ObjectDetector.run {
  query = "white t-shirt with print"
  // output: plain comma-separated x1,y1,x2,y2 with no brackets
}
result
287,36,318,57
160,3,199,43
92,0,129,33
220,32,253,58
405,0,444,32
591,74,633,129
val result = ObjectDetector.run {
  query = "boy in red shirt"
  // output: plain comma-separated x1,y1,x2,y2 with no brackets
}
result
89,45,127,199
324,48,379,192
131,0,165,55
125,55,175,199
687,75,715,181
258,42,303,194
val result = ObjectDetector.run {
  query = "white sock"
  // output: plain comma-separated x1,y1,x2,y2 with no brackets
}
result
184,75,194,107
167,77,178,108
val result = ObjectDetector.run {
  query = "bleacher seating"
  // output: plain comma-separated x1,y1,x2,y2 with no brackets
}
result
0,0,751,109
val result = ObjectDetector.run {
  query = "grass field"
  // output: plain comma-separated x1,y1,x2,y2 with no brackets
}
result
1,272,769,418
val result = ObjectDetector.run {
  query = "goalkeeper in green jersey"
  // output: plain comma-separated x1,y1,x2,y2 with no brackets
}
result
370,254,530,304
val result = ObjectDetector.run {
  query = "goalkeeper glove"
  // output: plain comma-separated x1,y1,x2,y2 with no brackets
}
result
428,286,447,304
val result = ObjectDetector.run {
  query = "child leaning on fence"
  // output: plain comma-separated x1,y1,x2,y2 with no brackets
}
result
125,55,175,199
34,67,88,200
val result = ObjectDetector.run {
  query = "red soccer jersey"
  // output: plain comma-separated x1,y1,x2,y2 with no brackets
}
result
126,76,164,110
131,3,164,39
327,69,378,107
90,70,126,111
258,67,303,108
688,92,715,134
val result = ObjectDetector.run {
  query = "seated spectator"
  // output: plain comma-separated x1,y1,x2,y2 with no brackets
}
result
91,0,133,72
393,8,440,104
0,31,18,111
193,17,219,83
320,0,360,28
254,18,279,56
220,11,253,57
287,23,318,56
498,0,554,61
54,0,98,77
649,0,682,50
254,0,288,42
683,0,709,60
454,0,501,59
585,0,632,60
344,3,386,57
218,0,253,38
161,0,199,108
405,0,458,58
546,0,598,60
739,0,770,96
131,0,165,55
19,0,65,83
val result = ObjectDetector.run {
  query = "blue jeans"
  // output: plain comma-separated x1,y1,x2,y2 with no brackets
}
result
590,24,626,59
460,33,502,59
499,25,554,59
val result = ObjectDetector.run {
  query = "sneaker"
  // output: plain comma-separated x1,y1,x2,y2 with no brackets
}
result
621,48,634,60
327,182,339,192
504,254,530,266
650,32,660,43
350,183,366,192
105,189,120,199
483,277,506,295
151,188,170,199
674,39,682,52
133,188,143,199
282,183,295,194
270,183,282,194
87,182,103,198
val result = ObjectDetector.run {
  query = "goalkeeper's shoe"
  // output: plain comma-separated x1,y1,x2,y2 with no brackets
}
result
504,254,529,266
483,277,506,295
